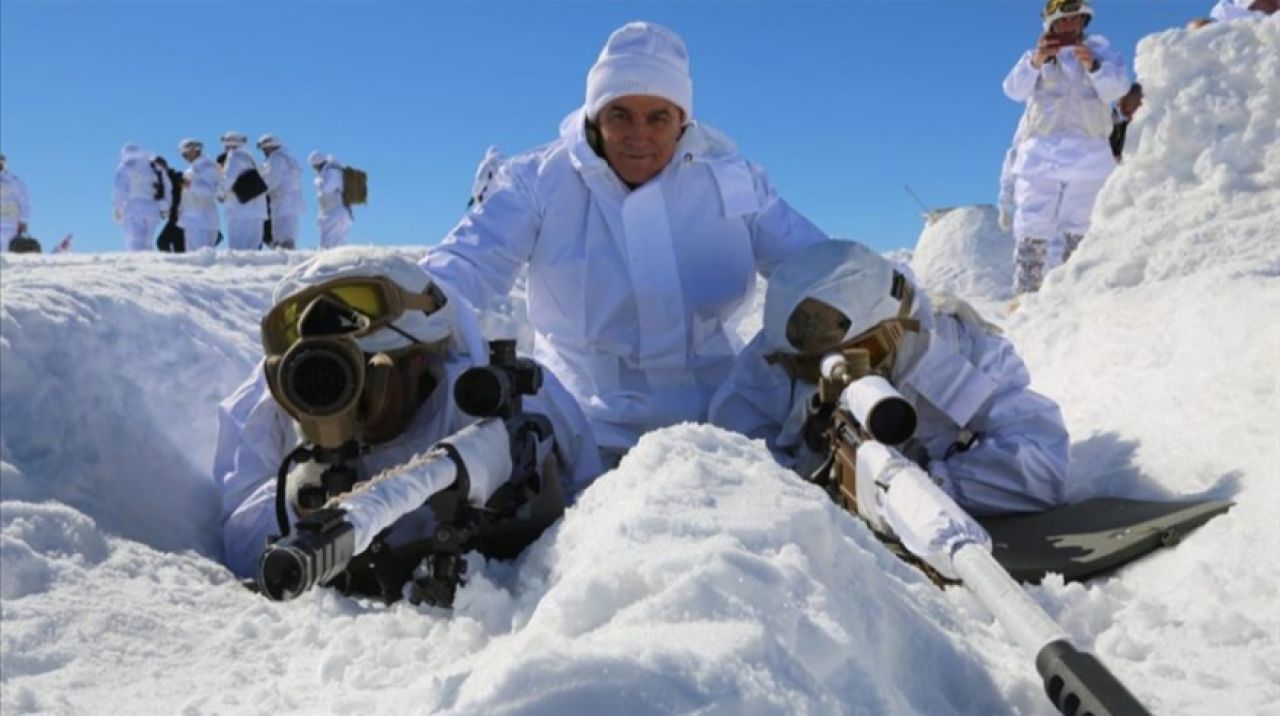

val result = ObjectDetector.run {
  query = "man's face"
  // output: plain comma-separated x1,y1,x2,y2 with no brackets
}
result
1050,14,1087,39
597,95,684,187
181,148,200,163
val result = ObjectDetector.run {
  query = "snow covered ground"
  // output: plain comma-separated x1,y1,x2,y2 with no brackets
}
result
2,18,1277,716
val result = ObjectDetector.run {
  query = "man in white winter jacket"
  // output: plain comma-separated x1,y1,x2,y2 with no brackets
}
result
310,151,352,249
213,248,602,587
422,22,828,463
177,138,221,251
0,153,31,249
217,131,268,250
257,134,304,250
709,240,1070,578
1003,0,1129,296
112,143,166,252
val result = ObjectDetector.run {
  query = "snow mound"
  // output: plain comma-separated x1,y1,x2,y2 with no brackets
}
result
909,204,1014,306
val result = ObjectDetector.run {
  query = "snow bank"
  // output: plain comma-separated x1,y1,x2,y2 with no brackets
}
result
909,205,1014,308
1007,18,1280,714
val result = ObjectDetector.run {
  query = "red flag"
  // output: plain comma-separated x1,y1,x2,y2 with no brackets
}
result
53,234,73,253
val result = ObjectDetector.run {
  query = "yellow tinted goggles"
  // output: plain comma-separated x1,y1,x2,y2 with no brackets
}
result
261,276,444,355
1044,0,1085,16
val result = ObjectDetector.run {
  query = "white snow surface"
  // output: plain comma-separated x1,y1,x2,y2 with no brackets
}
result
2,20,1278,716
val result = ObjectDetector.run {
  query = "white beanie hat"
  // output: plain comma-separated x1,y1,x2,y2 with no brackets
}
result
220,130,247,147
257,133,281,150
178,138,203,153
585,21,693,123
308,150,326,167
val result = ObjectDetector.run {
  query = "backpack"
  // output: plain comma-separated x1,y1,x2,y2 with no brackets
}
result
231,168,268,203
8,234,42,253
341,166,368,208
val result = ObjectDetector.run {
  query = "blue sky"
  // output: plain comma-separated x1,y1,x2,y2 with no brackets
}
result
1,1,1204,255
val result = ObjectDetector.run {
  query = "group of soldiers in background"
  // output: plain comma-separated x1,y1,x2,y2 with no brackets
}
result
111,131,355,253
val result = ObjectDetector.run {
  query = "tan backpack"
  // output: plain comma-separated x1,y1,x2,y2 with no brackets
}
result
341,166,368,208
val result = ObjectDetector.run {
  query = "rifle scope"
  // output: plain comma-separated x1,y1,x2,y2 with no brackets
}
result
454,339,542,419
839,374,917,446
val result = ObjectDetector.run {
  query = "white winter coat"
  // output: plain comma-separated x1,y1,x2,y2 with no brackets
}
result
709,292,1071,517
218,148,268,220
179,157,221,232
113,152,162,220
213,290,603,579
1002,35,1130,183
261,147,304,218
0,170,30,242
422,110,828,451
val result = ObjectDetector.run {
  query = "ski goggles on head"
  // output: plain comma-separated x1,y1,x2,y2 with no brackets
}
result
261,275,446,355
1043,0,1091,23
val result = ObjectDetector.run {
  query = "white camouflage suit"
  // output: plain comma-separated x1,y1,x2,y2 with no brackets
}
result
179,156,221,251
218,147,268,250
422,110,828,457
213,249,602,579
112,145,166,252
709,241,1071,519
261,146,304,249
314,159,352,248
1003,34,1129,293
0,167,30,246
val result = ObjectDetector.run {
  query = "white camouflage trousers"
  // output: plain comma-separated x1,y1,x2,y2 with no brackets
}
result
1012,174,1107,267
1013,236,1049,295
225,216,264,250
122,214,159,252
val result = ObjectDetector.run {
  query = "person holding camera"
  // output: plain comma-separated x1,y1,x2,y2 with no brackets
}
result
1002,0,1129,297
708,241,1070,573
213,247,602,596
216,131,269,250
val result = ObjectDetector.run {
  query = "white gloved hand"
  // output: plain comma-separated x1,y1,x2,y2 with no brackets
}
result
998,208,1013,233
